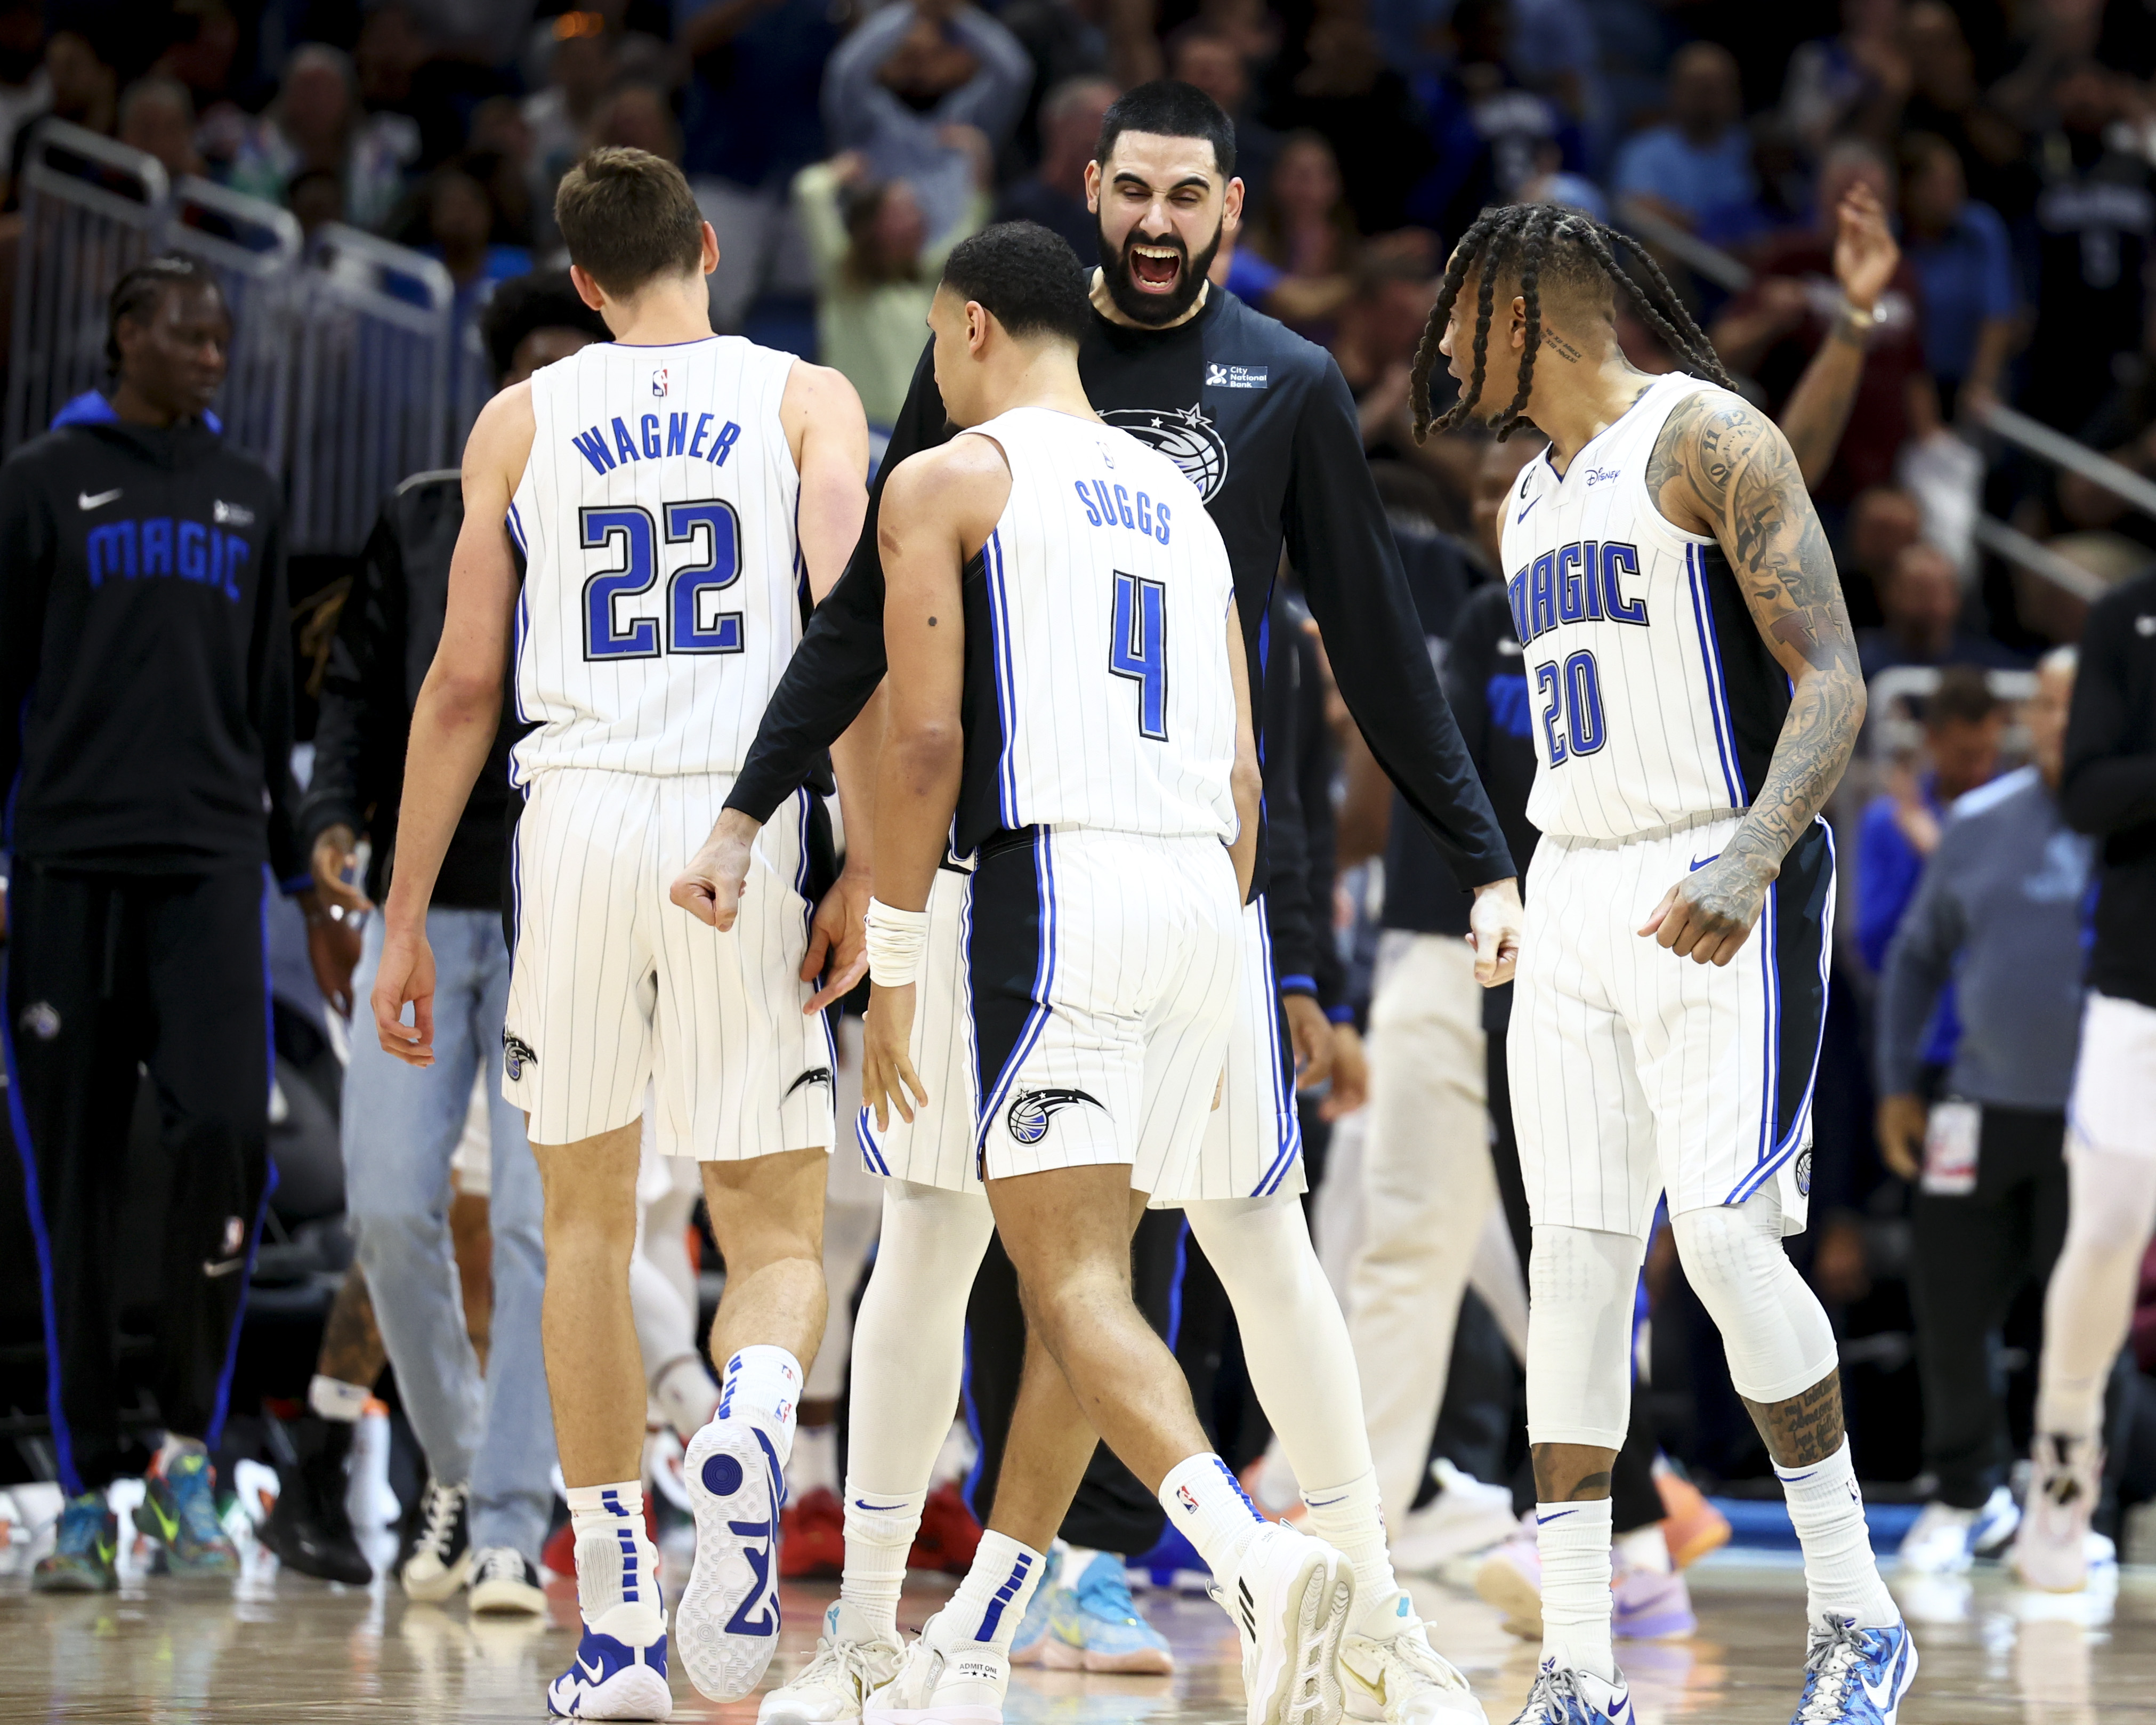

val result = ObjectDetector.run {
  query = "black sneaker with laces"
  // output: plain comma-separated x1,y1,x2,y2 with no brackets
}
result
470,1545,547,1615
262,1415,374,1585
400,1477,471,1602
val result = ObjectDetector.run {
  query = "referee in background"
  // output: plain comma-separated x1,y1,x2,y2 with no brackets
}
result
0,256,322,1592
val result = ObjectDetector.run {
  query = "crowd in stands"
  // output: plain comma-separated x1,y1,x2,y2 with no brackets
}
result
7,0,2156,1588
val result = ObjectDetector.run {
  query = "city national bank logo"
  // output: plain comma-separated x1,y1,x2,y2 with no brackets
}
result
651,367,669,398
1101,403,1229,501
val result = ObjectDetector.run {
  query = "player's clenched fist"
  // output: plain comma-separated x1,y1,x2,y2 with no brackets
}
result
862,981,928,1130
1638,851,1777,966
671,807,761,930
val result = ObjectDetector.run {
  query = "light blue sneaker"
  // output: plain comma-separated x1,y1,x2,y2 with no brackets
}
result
1041,1551,1175,1674
1789,1617,1918,1723
1008,1545,1062,1666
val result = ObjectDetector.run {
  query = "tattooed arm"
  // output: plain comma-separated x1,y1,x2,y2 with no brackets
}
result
1637,391,1867,966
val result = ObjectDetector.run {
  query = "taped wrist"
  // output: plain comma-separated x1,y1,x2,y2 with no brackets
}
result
865,898,928,986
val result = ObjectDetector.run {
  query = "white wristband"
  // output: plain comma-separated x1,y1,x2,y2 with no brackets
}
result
865,897,929,987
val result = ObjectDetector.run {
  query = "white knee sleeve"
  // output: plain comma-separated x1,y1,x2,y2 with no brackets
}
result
2039,1140,2156,1438
1185,1194,1374,1490
846,1180,995,1493
1671,1191,1837,1406
1525,1224,1645,1449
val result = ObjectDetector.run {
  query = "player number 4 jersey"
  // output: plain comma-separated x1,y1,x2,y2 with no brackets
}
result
1498,371,1792,844
507,336,804,782
953,406,1240,854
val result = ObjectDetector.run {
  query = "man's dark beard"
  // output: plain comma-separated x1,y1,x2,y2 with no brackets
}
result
1096,217,1224,326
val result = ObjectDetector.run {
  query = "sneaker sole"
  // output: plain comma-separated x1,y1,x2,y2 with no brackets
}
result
1243,1543,1352,1725
548,1665,675,1720
1037,1638,1174,1674
31,1570,117,1594
471,1579,549,1615
1473,1559,1541,1639
402,1550,473,1602
679,1418,784,1701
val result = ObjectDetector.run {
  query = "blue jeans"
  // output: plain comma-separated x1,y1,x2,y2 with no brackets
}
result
346,908,554,1560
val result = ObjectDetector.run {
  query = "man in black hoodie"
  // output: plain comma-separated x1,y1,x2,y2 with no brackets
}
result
0,255,311,1592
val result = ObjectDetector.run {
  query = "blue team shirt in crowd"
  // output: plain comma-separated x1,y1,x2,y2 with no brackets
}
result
1904,200,2018,386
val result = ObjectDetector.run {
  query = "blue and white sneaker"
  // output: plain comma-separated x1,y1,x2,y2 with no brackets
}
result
547,1608,673,1720
1508,1659,1633,1723
1895,1488,2018,1575
677,1412,786,1701
1040,1551,1175,1673
1789,1617,1917,1723
1008,1545,1062,1666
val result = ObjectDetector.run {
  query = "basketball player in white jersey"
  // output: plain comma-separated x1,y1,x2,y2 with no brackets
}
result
1403,204,1912,1725
845,220,1353,1725
370,147,877,1722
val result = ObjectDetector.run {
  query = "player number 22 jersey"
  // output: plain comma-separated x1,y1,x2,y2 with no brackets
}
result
953,407,1240,854
1497,371,1792,844
507,335,804,782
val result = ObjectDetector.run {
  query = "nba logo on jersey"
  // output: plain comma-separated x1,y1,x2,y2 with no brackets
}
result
651,367,669,397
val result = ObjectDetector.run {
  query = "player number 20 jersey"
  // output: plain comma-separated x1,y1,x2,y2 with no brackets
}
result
1497,371,1791,844
953,407,1240,854
507,335,804,782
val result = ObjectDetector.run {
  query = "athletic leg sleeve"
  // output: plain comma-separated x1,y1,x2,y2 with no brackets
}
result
1524,1224,1647,1450
2037,1140,2156,1440
1670,1192,1837,1407
1184,1194,1373,1488
849,1180,995,1493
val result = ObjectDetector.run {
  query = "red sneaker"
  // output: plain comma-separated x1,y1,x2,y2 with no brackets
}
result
780,1486,846,1578
907,1481,982,1574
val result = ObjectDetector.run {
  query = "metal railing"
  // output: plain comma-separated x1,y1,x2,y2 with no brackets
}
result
288,225,455,557
5,119,458,556
1867,665,2041,763
5,122,166,451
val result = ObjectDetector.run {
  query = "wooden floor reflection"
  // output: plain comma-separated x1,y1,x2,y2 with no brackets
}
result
5,1547,2155,1722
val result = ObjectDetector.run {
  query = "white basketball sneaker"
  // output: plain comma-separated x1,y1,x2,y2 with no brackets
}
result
2014,1434,2102,1593
1215,1522,1354,1725
547,1602,673,1721
677,1412,786,1700
1507,1659,1632,1724
861,1609,1008,1725
1340,1606,1488,1722
761,1601,904,1724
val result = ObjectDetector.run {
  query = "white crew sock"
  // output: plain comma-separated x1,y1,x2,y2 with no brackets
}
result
1537,1497,1615,1682
565,1481,663,1633
719,1344,802,1461
1616,1522,1672,1575
1775,1441,1900,1629
308,1374,370,1423
1159,1453,1265,1583
651,1353,721,1443
1299,1470,1407,1638
836,1480,924,1645
942,1530,1048,1653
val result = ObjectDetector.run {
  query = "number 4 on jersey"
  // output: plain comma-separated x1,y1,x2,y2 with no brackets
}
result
1109,570,1169,740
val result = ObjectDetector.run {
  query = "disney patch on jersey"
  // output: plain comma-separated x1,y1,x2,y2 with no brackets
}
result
1204,363,1268,390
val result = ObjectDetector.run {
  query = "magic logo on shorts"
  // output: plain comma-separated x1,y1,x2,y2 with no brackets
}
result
1007,1088,1100,1144
1795,1148,1814,1198
503,1030,537,1081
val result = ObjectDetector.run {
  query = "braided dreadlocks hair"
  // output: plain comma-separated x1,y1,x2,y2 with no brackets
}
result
1409,203,1734,444
106,254,222,372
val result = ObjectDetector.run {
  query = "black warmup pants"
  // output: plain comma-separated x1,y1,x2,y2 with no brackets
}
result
1908,1105,2069,1509
1488,1000,1664,1531
3,862,272,1494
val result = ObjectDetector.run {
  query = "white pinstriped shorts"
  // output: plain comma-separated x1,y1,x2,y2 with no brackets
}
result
503,767,835,1161
1509,813,1835,1237
855,868,1302,1202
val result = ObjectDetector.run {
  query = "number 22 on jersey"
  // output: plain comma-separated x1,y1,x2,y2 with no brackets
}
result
580,499,744,660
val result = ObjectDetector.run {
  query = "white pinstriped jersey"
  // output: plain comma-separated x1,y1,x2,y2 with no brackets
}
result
507,336,802,783
1499,372,1790,843
954,407,1239,852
